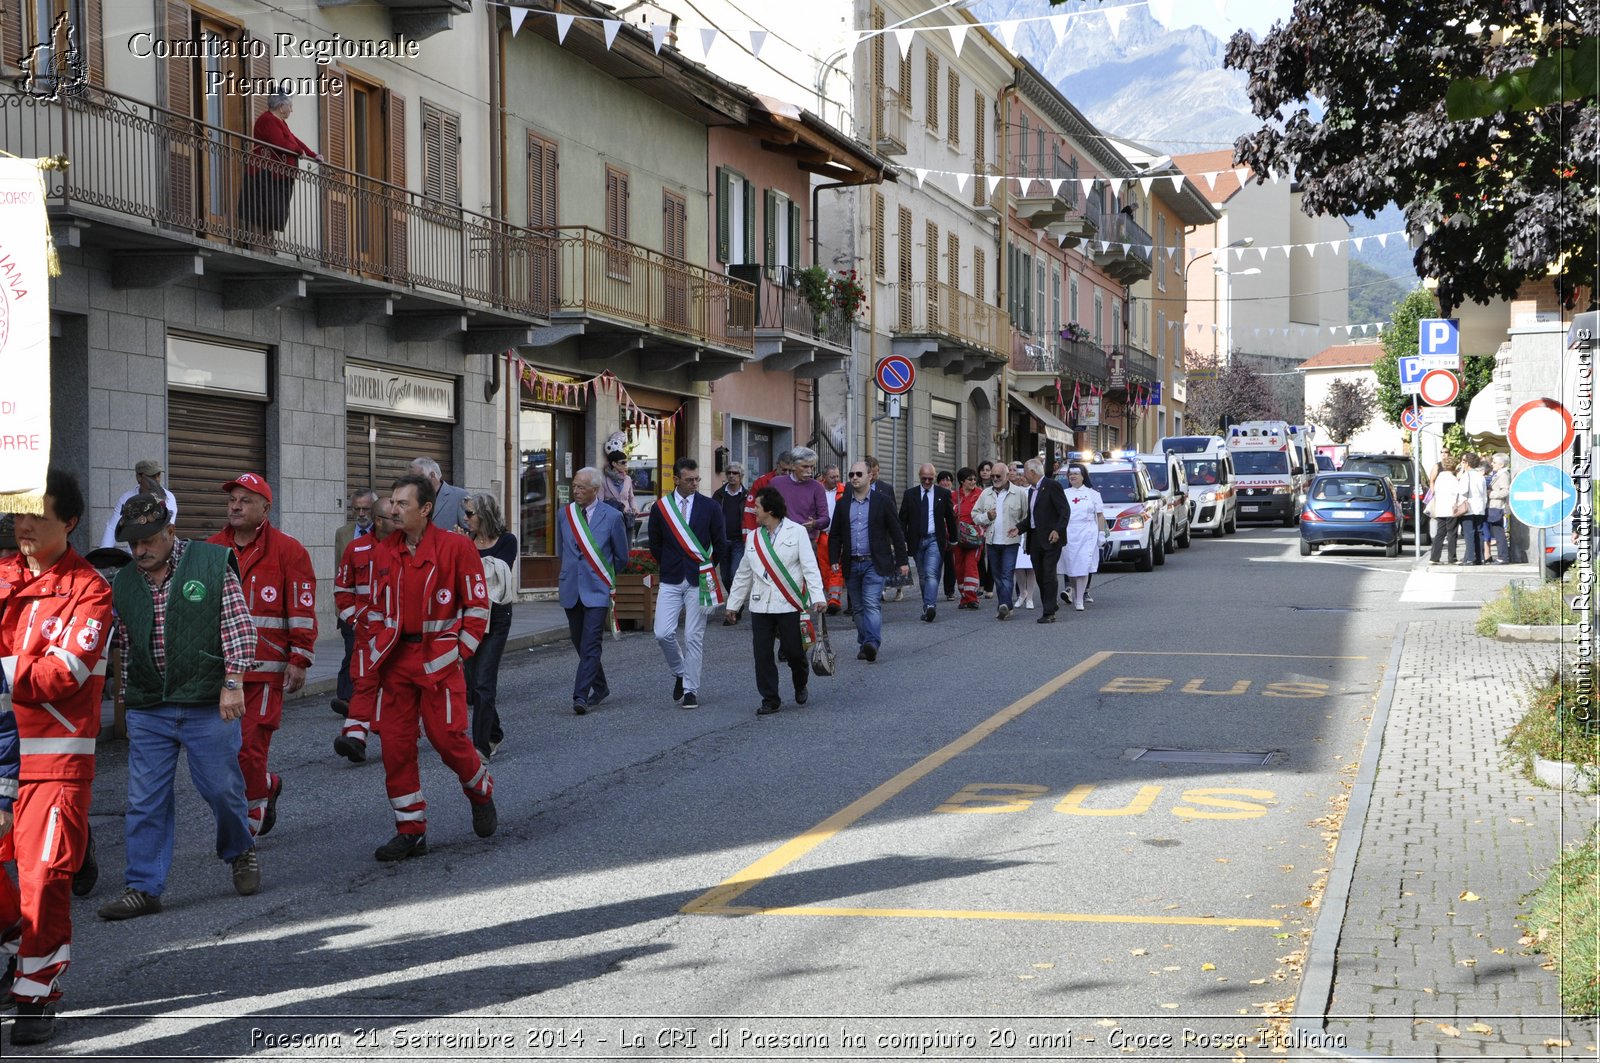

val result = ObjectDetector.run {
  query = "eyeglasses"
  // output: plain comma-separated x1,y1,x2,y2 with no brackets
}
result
462,509,476,518
849,472,866,478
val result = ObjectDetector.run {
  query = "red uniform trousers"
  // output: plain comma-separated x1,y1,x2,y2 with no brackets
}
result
339,668,379,745
240,681,283,835
815,532,844,608
953,545,982,606
375,642,492,836
0,779,91,1004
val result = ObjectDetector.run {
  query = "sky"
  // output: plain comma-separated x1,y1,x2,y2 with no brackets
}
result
1160,0,1294,41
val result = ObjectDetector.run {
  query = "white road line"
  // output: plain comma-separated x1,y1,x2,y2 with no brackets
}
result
1400,568,1458,602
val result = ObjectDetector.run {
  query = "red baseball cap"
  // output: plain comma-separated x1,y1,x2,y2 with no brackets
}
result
222,472,273,504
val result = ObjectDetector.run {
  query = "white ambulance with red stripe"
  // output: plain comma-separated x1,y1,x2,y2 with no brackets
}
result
1227,421,1310,526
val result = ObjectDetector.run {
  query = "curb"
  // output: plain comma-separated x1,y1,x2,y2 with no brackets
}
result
285,625,571,705
1288,624,1432,1063
1496,623,1569,643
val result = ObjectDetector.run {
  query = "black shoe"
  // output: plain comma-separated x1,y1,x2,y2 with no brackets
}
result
863,644,878,662
374,833,428,862
334,734,367,763
73,829,99,897
1036,613,1057,624
1061,591,1072,604
826,604,841,616
472,797,498,838
331,698,350,717
588,687,610,706
757,703,780,716
923,607,936,622
231,848,261,896
681,691,699,710
98,887,161,921
998,605,1012,620
572,701,588,715
672,675,685,702
856,647,869,660
259,774,283,837
795,687,809,705
10,1001,56,1045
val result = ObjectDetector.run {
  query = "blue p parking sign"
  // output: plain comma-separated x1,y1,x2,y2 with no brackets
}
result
1418,318,1460,357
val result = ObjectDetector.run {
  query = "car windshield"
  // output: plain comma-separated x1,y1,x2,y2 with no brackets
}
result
1162,437,1213,455
1233,450,1291,475
1141,462,1169,490
1315,455,1335,471
1093,471,1139,503
1344,458,1413,485
1183,459,1221,485
1312,477,1389,502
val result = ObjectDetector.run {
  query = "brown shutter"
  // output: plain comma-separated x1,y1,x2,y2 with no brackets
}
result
616,170,629,240
925,52,939,134
871,189,885,279
320,69,350,265
84,0,105,87
871,6,884,90
947,69,960,147
162,0,195,222
246,35,271,124
948,232,959,290
442,109,460,206
527,131,557,228
896,32,910,106
386,90,408,280
974,247,985,303
896,205,912,330
972,90,986,207
925,220,939,329
422,103,443,200
605,168,619,235
169,391,268,542
1,0,22,75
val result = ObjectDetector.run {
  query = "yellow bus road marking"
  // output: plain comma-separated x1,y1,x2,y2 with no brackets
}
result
681,651,1116,913
693,905,1282,929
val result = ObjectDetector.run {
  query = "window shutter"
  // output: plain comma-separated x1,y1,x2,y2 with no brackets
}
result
897,34,910,105
871,6,884,90
1019,114,1028,176
787,200,801,270
1,0,22,75
715,166,730,263
442,109,460,205
320,70,349,263
947,232,959,289
618,171,630,240
385,90,408,279
925,52,939,134
741,179,755,262
605,169,619,236
162,0,192,112
162,0,194,221
897,205,912,329
972,90,985,207
245,33,271,124
947,70,960,148
872,190,885,278
763,189,777,269
527,132,557,229
84,0,106,86
925,220,940,327
422,104,443,201
973,247,985,304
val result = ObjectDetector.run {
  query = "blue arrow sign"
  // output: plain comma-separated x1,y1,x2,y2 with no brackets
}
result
1508,465,1577,529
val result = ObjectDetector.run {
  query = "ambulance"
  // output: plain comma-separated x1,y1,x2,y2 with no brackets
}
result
1227,420,1306,526
1159,435,1237,537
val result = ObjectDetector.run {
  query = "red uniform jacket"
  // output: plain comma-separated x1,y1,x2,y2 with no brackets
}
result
0,549,113,784
208,521,318,687
744,469,781,532
334,530,385,680
364,525,489,681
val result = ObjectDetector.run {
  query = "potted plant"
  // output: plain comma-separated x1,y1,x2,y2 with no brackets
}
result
831,268,868,319
612,549,659,629
796,265,832,321
1061,321,1090,344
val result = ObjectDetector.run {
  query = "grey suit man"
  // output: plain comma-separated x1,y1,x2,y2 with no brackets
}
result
557,467,630,715
410,457,468,533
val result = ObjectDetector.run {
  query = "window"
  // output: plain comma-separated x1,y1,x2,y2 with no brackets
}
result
947,69,960,147
897,31,911,106
897,205,913,329
872,190,886,278
1036,128,1046,177
1157,310,1166,363
1051,266,1061,337
1035,259,1046,338
972,90,986,207
715,167,756,264
925,51,940,134
871,6,885,91
6,0,105,87
527,131,558,229
420,101,461,206
1155,215,1167,290
1069,275,1079,325
1094,289,1104,345
1111,298,1122,349
764,189,799,273
947,232,959,289
926,220,940,325
321,68,407,280
604,164,630,277
973,247,985,303
1018,114,1029,176
663,189,688,325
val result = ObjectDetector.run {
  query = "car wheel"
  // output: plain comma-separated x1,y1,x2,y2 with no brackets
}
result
1385,538,1401,558
1178,522,1191,548
1300,538,1313,557
1282,510,1296,528
1153,532,1166,566
1226,508,1239,534
1135,544,1154,572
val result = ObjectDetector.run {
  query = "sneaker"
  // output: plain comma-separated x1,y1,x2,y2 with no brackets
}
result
572,701,588,715
98,887,162,921
489,738,502,758
73,829,99,897
232,848,261,896
1075,600,1085,611
259,774,283,837
374,833,428,862
922,607,936,622
998,605,1012,621
330,698,350,717
856,647,869,660
826,604,841,616
672,675,685,702
10,1001,55,1045
588,688,610,706
681,691,700,710
472,797,498,838
334,734,367,763
1023,598,1035,610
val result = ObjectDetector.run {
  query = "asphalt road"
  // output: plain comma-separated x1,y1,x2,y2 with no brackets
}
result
37,524,1470,1061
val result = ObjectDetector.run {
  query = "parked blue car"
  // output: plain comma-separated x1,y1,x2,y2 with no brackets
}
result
1299,473,1403,557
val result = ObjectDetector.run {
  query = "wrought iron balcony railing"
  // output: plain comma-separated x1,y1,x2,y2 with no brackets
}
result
728,264,852,350
892,280,1008,359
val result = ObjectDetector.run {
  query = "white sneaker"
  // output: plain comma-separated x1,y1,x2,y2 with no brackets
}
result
1074,600,1085,611
1023,598,1035,609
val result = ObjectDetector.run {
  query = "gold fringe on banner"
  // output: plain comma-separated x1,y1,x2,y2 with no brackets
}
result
0,491,46,516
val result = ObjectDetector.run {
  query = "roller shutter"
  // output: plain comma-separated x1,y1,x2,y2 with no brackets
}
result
168,390,268,541
347,413,453,501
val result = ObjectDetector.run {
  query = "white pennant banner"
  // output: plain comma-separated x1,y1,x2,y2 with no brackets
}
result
1103,6,1128,38
651,22,669,53
556,13,575,44
1048,178,1064,195
1168,174,1184,193
1050,13,1071,44
603,20,622,50
955,173,970,194
894,28,916,60
508,7,528,36
700,27,718,58
749,29,767,58
986,174,1003,195
947,25,968,57
995,19,1021,51
914,168,928,188
1140,176,1155,194
1147,0,1176,27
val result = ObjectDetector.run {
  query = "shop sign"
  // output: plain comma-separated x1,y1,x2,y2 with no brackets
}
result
346,364,456,422
1078,396,1101,427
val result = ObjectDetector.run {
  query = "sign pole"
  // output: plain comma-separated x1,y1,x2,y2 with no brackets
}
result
1413,395,1423,559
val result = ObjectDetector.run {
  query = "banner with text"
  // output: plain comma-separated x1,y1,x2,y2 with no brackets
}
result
0,159,52,512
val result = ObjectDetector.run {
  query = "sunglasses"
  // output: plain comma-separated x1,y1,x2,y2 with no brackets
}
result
849,472,866,478
463,509,476,518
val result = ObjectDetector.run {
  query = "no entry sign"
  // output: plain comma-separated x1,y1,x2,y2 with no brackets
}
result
1507,398,1575,462
1418,369,1459,407
875,355,916,395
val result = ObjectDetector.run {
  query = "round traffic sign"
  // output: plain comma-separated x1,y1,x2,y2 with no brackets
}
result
1418,369,1459,406
1506,398,1575,462
875,355,916,395
1401,407,1424,431
1507,465,1577,529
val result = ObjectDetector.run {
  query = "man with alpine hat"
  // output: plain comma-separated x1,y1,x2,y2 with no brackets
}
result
206,473,317,838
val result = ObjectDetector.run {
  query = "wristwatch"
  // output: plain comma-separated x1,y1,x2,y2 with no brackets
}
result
223,679,241,691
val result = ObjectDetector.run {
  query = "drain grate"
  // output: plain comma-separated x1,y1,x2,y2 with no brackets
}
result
1130,748,1282,766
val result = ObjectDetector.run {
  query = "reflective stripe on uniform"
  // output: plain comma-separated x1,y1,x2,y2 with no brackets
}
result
394,808,426,822
287,617,315,630
252,661,288,673
422,619,455,633
39,701,78,734
0,778,16,799
12,974,53,997
251,616,288,629
19,737,95,756
45,645,90,685
337,604,361,623
18,943,70,973
466,762,489,792
389,791,423,809
463,607,491,622
460,630,481,654
423,646,460,674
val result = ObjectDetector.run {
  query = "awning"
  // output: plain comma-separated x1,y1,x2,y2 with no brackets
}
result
1009,389,1074,445
1463,385,1507,442
1566,310,1597,350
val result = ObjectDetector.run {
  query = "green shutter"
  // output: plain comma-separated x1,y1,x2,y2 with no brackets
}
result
743,180,756,264
788,201,801,270
716,167,730,263
764,190,777,269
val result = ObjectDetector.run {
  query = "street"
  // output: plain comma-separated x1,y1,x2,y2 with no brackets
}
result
54,528,1459,1059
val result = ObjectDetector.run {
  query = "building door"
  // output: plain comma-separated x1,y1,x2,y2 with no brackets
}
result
321,68,405,280
930,397,959,471
517,406,583,588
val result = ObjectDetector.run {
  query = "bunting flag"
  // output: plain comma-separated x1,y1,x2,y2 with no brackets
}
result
508,6,528,36
1103,6,1129,38
651,22,669,53
947,24,968,57
555,13,574,43
602,19,622,50
1050,13,1072,44
699,27,718,58
995,19,1022,51
894,27,916,60
748,29,767,58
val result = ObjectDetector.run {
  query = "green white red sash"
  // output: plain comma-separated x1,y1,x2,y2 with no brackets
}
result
751,524,815,644
565,502,619,634
658,493,724,606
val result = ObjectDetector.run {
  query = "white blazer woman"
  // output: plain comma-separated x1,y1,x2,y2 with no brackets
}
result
726,516,825,614
725,500,826,716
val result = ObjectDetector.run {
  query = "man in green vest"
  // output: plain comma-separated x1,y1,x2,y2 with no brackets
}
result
97,494,262,921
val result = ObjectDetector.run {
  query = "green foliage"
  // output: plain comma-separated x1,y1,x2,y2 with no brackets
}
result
1447,40,1600,119
1477,576,1582,636
795,265,832,319
1522,824,1600,1016
1373,287,1495,434
1503,662,1600,779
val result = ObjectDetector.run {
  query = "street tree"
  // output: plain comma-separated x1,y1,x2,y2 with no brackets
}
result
1310,378,1378,444
1184,353,1279,433
1224,0,1598,313
1373,288,1497,431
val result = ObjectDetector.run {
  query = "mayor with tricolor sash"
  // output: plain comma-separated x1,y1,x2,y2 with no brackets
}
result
557,467,630,716
646,458,728,711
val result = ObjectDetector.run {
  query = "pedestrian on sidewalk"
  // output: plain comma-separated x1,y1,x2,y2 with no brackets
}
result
1486,453,1512,563
331,489,376,717
898,463,957,623
598,442,640,543
744,450,793,533
710,462,747,589
365,474,496,863
465,493,517,758
207,473,316,839
723,487,826,716
559,468,630,716
1427,456,1462,564
973,462,1027,620
100,493,261,921
1058,463,1108,611
1020,459,1069,624
99,459,178,551
951,468,985,609
827,460,908,662
0,470,114,1044
648,458,727,710
410,457,469,535
866,455,909,602
331,498,394,764
1458,452,1488,565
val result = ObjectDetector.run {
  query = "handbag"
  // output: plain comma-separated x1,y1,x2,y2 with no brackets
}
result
1451,498,1469,518
809,612,836,677
958,520,985,547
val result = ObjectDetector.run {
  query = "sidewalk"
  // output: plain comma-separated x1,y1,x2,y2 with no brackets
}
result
1293,566,1597,1058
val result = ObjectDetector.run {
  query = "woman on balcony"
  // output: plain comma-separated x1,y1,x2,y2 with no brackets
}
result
239,92,321,235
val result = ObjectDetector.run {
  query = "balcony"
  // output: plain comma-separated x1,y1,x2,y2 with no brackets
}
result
1090,211,1154,284
727,264,853,378
323,0,470,41
1106,343,1158,394
532,226,755,378
874,87,909,156
1013,158,1079,229
890,280,1009,380
3,86,548,346
1010,333,1111,393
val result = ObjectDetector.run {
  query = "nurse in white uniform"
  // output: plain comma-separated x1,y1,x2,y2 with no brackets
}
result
1057,462,1108,611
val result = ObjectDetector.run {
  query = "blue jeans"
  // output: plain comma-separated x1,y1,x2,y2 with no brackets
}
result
124,704,253,897
845,562,886,649
986,543,1018,612
913,537,943,610
719,541,745,591
1461,514,1485,563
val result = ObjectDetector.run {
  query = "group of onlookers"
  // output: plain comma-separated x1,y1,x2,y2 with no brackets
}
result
1423,451,1513,565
